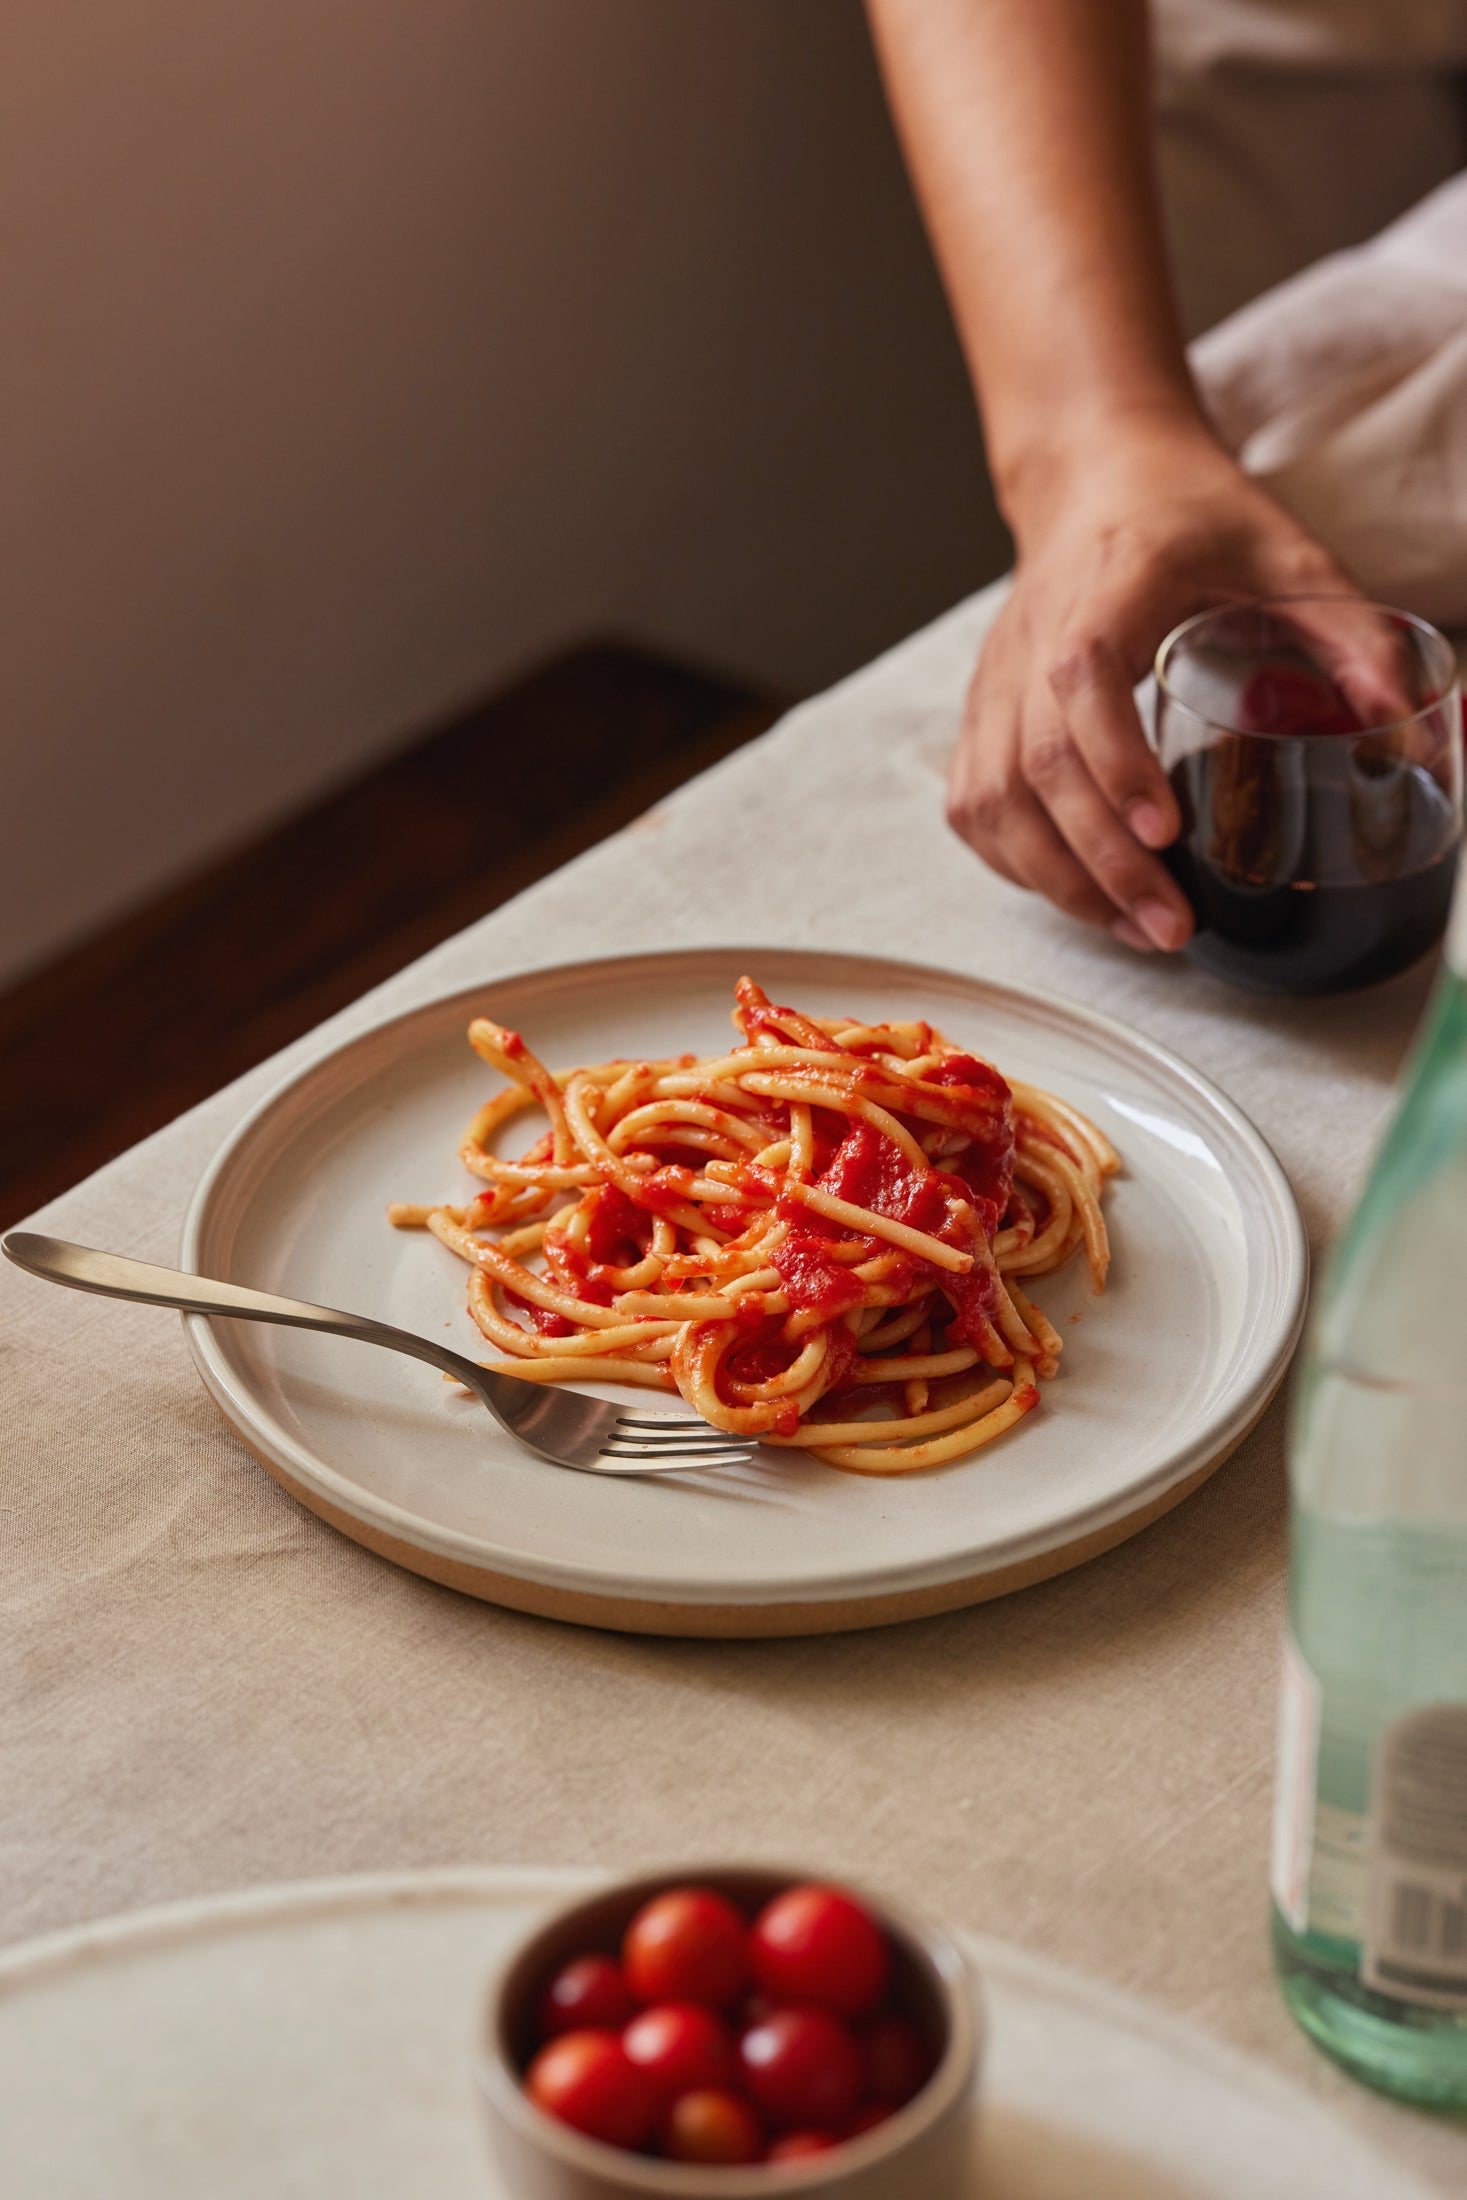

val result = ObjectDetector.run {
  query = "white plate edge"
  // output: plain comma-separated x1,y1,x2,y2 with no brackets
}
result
0,1864,1433,2199
177,948,1311,1608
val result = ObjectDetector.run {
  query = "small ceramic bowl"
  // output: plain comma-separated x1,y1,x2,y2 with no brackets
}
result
477,1865,980,2200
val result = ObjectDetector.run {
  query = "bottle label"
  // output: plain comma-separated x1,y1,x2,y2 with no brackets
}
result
1362,1706,1467,2008
1271,1631,1322,1934
1448,869,1467,980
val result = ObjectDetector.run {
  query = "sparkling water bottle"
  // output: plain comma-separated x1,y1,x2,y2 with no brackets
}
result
1272,891,1467,2104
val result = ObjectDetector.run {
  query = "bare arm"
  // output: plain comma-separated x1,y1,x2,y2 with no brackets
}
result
868,0,1360,950
869,0,1194,516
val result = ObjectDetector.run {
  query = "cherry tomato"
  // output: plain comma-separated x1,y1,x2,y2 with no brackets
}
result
537,1954,634,2040
767,2130,841,2161
846,2101,893,2137
623,2001,736,2097
525,2029,658,2150
750,1884,890,2018
859,2013,930,2105
659,2087,763,2165
739,2007,862,2130
622,1886,748,2009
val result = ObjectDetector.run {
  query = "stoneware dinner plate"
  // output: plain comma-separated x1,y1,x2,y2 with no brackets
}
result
181,947,1307,1635
0,1867,1428,2199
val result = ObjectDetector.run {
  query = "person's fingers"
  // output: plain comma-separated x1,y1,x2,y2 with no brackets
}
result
1279,593,1419,729
950,621,1184,950
1017,705,1193,950
949,655,1026,888
1246,521,1418,722
948,689,1127,934
980,782,1131,936
1047,625,1181,850
1111,916,1156,952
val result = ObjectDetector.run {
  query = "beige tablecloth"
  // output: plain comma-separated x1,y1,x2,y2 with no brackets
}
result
5,585,1463,2189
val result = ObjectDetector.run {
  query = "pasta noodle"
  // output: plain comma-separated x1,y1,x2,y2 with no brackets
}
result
388,977,1118,1475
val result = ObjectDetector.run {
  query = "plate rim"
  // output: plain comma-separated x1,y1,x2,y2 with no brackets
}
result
0,1864,1430,2199
179,945,1309,1612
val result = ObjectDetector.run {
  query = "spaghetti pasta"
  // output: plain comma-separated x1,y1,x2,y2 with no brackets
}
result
388,977,1119,1475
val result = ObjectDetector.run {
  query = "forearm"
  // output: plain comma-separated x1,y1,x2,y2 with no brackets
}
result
868,0,1369,948
866,0,1206,536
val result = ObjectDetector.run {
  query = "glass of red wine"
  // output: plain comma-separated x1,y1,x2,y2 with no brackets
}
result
1155,597,1462,995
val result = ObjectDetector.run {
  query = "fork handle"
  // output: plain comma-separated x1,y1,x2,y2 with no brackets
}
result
2,1231,489,1392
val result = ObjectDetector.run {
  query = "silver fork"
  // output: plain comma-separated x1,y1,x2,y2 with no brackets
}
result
2,1232,759,1476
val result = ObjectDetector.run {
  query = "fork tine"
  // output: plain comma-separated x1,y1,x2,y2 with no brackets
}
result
601,1460,753,1471
601,1441,757,1460
601,1440,755,1455
599,1459,751,1475
613,1421,756,1444
613,1421,754,1439
600,1407,760,1470
613,1415,729,1432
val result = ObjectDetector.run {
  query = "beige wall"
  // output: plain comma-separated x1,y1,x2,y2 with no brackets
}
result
0,2,1000,986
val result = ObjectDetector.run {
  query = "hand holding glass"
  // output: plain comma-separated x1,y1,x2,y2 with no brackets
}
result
1155,599,1461,994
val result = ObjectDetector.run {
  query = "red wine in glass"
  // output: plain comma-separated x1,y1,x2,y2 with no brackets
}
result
1165,751,1458,995
1156,605,1462,997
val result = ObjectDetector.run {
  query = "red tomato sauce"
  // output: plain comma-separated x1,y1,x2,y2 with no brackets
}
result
819,1123,951,1236
923,1051,1009,1103
940,1259,1001,1353
584,1184,647,1267
503,1287,575,1339
809,1110,847,1176
541,1238,615,1302
737,993,853,1051
654,1143,713,1173
632,1165,699,1217
770,1230,870,1317
726,1328,801,1387
540,1188,658,1311
731,1163,784,1203
704,1203,749,1236
821,1324,860,1397
923,1055,1015,1226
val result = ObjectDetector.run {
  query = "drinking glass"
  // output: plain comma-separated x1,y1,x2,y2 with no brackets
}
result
1154,598,1462,994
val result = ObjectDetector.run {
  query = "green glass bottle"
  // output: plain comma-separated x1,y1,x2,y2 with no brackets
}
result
1272,891,1467,2104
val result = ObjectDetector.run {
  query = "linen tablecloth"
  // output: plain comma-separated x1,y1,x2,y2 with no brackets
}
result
5,585,1463,2189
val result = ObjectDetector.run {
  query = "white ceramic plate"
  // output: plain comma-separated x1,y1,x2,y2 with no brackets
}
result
181,948,1306,1633
0,1867,1430,2199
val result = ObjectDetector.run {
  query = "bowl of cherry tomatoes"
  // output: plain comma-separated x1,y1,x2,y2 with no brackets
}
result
478,1866,980,2197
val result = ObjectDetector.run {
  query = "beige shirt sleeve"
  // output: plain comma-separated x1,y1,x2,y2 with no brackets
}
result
1149,5,1467,625
1156,0,1467,70
1190,169,1467,626
1153,0,1467,333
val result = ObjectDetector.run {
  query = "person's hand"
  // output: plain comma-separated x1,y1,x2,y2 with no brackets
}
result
948,418,1370,950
